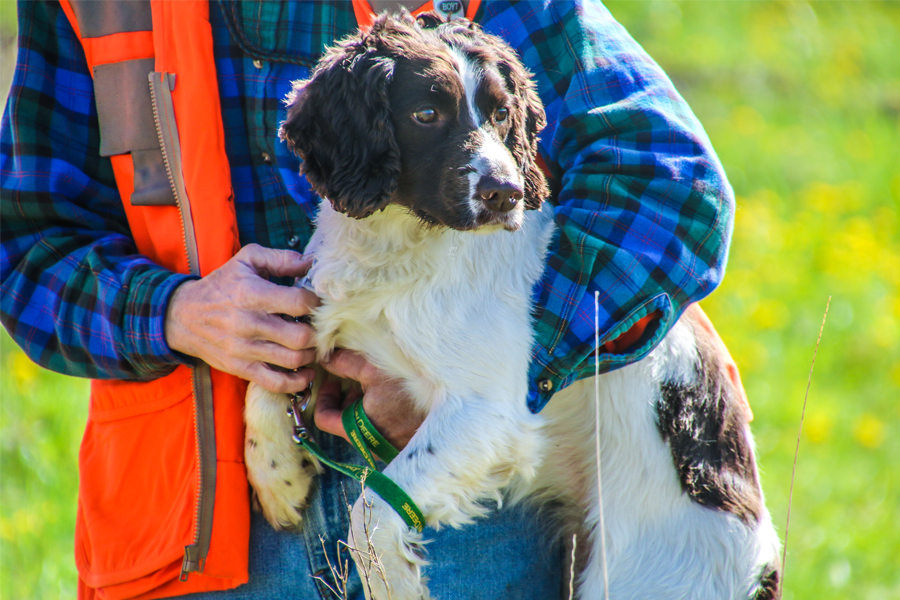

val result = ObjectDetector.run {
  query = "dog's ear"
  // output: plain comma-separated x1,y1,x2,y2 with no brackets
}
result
497,54,550,210
518,90,550,210
415,11,445,29
280,45,400,218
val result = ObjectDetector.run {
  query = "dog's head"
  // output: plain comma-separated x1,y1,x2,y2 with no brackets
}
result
279,12,549,231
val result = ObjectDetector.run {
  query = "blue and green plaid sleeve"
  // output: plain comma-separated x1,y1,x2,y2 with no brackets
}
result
480,1,734,412
0,0,194,380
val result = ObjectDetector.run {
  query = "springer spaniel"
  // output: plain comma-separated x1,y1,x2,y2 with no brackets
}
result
244,13,781,600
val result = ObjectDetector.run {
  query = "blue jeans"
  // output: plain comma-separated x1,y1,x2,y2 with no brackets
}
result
175,433,562,599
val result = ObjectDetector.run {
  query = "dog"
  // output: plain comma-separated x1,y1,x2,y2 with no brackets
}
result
244,13,782,600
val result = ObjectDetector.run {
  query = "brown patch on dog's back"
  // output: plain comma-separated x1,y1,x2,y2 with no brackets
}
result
755,563,782,599
656,312,764,525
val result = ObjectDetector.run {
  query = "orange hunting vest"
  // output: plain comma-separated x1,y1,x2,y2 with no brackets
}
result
59,3,481,598
60,2,249,598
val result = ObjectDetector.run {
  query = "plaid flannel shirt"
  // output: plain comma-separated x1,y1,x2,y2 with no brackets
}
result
1,0,733,412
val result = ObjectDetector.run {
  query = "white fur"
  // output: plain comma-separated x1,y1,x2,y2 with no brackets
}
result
452,48,483,126
247,203,552,596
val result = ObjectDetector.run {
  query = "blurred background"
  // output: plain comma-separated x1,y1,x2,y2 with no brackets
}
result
1,1,898,599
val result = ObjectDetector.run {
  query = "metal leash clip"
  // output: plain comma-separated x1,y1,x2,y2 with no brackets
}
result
287,384,314,445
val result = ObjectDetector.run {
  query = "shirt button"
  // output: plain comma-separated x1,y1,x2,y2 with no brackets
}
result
253,59,263,69
288,235,301,248
538,379,554,393
261,152,272,164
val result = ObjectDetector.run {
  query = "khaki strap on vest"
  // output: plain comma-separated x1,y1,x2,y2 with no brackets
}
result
68,0,176,206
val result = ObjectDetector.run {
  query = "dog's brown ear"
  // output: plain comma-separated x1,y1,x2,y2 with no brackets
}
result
519,92,550,211
415,11,445,29
279,44,400,218
496,53,549,210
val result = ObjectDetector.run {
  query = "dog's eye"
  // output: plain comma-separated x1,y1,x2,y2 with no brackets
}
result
494,107,509,123
413,108,438,124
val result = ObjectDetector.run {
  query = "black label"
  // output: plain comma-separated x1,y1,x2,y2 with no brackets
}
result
438,1,463,15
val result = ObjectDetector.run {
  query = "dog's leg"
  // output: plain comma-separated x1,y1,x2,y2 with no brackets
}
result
244,383,321,530
347,395,544,600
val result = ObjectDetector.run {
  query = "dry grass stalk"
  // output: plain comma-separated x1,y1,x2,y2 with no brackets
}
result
313,534,352,599
782,295,831,587
346,472,393,600
316,474,393,600
568,533,578,600
593,291,610,600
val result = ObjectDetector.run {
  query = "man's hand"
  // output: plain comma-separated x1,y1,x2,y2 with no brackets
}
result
316,350,424,451
165,244,318,393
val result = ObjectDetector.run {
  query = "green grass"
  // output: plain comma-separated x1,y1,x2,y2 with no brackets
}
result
604,1,900,598
1,334,87,600
2,1,899,599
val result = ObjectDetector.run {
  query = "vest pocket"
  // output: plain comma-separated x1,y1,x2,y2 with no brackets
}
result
77,366,197,592
88,364,194,422
93,58,177,206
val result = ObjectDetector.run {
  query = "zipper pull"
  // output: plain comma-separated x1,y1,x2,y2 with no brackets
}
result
180,544,204,581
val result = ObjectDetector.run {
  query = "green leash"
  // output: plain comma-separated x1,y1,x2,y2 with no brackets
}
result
342,398,401,466
288,392,425,533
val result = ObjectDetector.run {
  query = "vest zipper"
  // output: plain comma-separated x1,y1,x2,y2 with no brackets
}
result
148,71,217,581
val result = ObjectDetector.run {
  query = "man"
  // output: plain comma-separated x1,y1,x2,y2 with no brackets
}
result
0,1,734,598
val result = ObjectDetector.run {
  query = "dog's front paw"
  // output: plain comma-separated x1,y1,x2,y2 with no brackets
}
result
244,384,322,530
347,492,432,600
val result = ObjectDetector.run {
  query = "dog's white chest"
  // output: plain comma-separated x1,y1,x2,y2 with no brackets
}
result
304,203,554,409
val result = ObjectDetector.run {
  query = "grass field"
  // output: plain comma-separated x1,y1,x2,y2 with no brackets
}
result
605,2,900,598
2,1,898,599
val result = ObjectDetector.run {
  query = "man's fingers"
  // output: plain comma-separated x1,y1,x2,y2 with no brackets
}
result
319,349,381,386
164,246,324,388
317,358,419,450
237,244,312,280
242,282,319,317
345,382,363,405
256,314,316,351
256,345,317,372
257,286,319,318
314,374,349,442
245,363,317,394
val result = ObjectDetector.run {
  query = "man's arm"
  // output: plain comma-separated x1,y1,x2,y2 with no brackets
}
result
1,0,172,380
481,0,734,411
1,1,316,393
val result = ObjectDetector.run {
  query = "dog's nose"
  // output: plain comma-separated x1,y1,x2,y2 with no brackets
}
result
476,176,524,213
